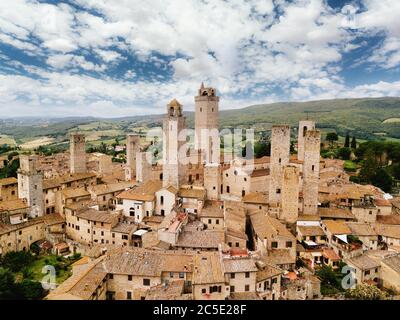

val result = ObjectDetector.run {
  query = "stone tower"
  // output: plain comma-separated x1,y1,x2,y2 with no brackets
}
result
125,134,140,181
17,155,44,218
269,125,290,205
204,163,221,201
70,132,86,174
162,99,187,189
136,150,153,183
280,165,299,223
297,120,315,161
303,130,321,215
194,83,220,164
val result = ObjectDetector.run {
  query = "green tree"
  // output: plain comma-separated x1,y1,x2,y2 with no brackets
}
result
338,147,351,160
393,163,400,180
351,136,357,149
0,267,18,299
326,132,338,147
16,279,45,300
344,133,350,148
345,284,388,300
254,141,270,158
0,251,34,273
359,149,378,183
371,167,393,193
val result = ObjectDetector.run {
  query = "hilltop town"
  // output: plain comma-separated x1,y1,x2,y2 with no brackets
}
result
1,84,400,300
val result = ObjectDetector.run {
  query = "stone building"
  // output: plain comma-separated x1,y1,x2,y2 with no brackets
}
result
70,132,87,174
302,130,321,215
280,165,300,223
136,151,153,183
204,163,221,201
269,125,290,206
297,120,315,161
0,177,18,202
125,134,140,181
194,83,220,164
162,99,187,189
17,155,44,218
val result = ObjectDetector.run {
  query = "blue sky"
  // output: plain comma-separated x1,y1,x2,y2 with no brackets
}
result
0,0,399,117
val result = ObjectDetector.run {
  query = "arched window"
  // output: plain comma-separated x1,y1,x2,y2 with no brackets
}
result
303,126,308,137
129,207,135,217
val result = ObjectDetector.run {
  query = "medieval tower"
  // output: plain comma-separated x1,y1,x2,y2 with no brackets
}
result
204,163,221,201
70,132,86,174
302,130,321,215
136,150,153,183
269,125,291,205
297,120,315,161
194,83,220,164
162,99,187,189
17,155,44,218
125,133,140,181
281,165,300,224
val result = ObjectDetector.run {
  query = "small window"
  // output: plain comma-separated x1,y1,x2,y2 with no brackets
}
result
231,273,235,279
143,279,150,286
128,275,132,281
245,272,250,278
271,241,278,248
245,285,250,292
127,292,132,300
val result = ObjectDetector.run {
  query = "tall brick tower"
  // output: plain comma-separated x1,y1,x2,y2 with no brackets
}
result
162,99,187,189
297,120,315,161
17,155,44,218
194,83,220,164
280,165,299,223
70,132,86,174
303,130,321,215
125,133,140,181
269,125,291,205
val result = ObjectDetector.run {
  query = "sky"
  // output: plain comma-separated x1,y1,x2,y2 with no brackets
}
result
0,0,399,118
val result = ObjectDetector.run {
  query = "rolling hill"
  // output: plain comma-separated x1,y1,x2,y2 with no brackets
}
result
1,97,400,150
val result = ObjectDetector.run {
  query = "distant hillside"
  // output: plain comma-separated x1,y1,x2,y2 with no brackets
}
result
0,97,399,149
217,97,400,140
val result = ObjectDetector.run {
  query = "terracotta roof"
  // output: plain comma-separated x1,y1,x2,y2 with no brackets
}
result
76,209,119,224
318,207,355,220
89,181,135,195
250,168,269,178
382,255,400,273
374,224,400,239
242,192,269,204
267,249,296,266
229,292,262,300
0,177,17,186
175,230,224,249
193,252,225,284
223,257,258,273
62,188,90,199
250,212,295,241
117,180,162,201
297,226,325,237
376,215,400,225
297,214,321,221
178,187,206,199
198,200,224,218
111,222,137,234
347,254,380,270
375,198,392,207
322,220,351,235
346,222,376,236
145,280,189,300
0,199,29,212
255,261,283,282
322,248,340,261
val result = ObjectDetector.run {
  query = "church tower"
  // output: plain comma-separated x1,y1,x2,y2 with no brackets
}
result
194,83,220,164
17,155,44,218
162,99,187,189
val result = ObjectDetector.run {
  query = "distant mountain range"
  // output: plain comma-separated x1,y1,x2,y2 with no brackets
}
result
1,97,400,146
